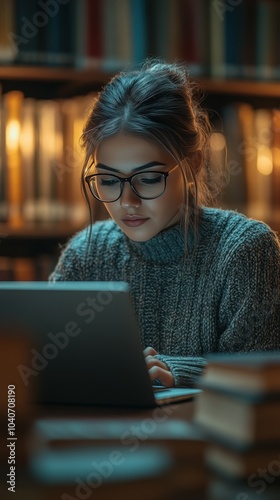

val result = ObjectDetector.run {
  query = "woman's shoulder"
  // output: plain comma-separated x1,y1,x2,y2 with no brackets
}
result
199,207,280,257
49,219,125,281
200,207,277,238
66,218,125,252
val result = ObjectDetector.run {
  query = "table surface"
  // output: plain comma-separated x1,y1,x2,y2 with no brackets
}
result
34,398,195,420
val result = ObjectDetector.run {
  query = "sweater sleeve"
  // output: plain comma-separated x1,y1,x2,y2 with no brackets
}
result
155,354,208,387
156,227,280,387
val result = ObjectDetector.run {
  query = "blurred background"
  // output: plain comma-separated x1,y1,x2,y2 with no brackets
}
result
1,4,280,499
0,0,280,280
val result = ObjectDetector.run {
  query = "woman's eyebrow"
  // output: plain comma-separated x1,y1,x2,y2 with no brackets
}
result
95,161,166,173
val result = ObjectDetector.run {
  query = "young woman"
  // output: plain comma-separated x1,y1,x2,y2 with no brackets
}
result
50,60,280,388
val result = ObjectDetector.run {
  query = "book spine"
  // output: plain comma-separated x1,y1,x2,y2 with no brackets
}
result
242,1,258,79
179,0,206,76
237,103,259,219
83,0,103,68
4,91,24,225
13,0,41,66
19,98,37,222
224,1,244,79
0,0,16,64
208,0,225,78
0,84,9,223
253,108,273,220
115,0,133,67
219,104,247,213
101,0,122,71
271,109,280,222
255,0,274,80
131,0,148,65
36,99,65,222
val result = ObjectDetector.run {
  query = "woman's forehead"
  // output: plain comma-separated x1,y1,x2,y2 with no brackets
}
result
95,133,174,166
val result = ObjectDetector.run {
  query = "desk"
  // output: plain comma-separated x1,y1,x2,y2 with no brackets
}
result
0,331,207,499
7,400,208,500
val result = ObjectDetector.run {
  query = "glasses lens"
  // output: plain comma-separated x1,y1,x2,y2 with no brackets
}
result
88,174,121,202
132,172,165,199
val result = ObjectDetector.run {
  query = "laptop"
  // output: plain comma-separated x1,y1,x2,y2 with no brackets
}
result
0,281,200,407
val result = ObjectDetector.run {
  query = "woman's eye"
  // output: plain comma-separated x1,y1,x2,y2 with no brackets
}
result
139,175,162,184
100,178,119,186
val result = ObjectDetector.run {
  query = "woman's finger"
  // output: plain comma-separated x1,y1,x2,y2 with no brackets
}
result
148,365,174,387
145,355,167,371
143,346,158,358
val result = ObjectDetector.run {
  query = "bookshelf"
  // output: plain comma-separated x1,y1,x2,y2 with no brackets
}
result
0,66,113,98
1,0,280,280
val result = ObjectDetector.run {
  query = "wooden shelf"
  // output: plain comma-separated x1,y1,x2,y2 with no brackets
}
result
198,78,280,98
0,222,86,239
0,65,113,97
1,66,280,97
0,65,113,84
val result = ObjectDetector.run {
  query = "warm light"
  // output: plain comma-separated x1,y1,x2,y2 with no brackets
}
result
210,132,226,152
20,121,34,156
257,146,273,175
6,119,20,152
272,147,280,168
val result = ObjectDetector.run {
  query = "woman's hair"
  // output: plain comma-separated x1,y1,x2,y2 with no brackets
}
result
81,59,218,247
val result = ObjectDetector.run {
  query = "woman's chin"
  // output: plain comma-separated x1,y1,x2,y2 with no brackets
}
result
120,223,156,242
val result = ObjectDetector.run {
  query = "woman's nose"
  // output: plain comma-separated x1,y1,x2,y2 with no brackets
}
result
119,181,141,208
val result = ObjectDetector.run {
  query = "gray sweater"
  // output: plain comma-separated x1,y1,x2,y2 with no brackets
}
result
50,208,280,387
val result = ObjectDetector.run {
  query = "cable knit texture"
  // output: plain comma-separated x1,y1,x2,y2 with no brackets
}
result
49,208,280,387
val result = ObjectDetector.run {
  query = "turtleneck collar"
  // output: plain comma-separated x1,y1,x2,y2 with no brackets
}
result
126,223,192,264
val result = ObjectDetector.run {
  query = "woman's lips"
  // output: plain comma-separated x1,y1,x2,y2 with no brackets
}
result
122,217,149,227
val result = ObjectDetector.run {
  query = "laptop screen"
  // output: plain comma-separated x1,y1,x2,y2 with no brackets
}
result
0,281,156,407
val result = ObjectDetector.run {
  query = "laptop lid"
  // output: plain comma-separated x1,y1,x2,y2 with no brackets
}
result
0,281,199,407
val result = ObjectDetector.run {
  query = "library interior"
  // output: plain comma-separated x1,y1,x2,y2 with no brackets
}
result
0,1,280,499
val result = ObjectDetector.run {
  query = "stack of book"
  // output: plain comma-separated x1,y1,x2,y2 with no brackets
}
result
28,417,209,498
194,351,280,500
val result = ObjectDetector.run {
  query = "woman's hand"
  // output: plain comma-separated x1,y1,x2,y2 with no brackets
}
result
143,346,174,387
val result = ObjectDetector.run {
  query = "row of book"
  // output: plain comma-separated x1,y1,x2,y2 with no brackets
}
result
211,102,280,226
1,87,280,228
1,0,280,79
0,255,57,281
0,88,97,225
195,351,280,499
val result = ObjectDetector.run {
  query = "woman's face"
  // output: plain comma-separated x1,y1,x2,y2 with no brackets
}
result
94,133,185,241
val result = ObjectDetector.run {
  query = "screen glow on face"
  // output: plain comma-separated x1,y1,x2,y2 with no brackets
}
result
86,164,179,203
93,133,184,242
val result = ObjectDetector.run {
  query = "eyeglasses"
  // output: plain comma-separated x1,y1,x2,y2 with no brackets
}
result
85,164,179,203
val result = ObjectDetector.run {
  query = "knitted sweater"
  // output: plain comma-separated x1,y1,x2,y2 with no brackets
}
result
49,208,280,387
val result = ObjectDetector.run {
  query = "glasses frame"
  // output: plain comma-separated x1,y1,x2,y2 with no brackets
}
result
85,164,179,202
